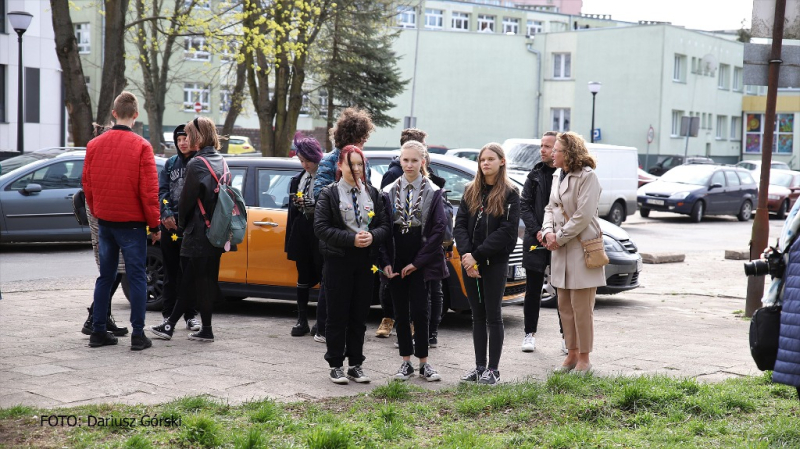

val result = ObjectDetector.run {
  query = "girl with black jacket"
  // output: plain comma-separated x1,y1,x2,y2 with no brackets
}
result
314,146,390,385
284,133,324,337
379,141,448,382
454,143,520,385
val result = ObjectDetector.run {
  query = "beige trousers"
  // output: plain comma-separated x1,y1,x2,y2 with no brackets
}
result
557,287,596,353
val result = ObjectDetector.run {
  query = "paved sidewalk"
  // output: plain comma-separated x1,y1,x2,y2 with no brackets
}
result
0,252,761,408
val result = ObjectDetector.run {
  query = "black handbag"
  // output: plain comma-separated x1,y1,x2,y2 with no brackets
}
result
72,189,89,226
749,305,782,371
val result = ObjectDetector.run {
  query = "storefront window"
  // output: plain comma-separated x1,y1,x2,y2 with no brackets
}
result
745,113,794,153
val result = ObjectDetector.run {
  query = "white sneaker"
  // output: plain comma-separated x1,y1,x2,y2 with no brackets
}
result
521,333,535,352
561,338,568,355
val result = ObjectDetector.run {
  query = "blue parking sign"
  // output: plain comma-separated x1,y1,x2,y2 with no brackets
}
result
592,128,601,141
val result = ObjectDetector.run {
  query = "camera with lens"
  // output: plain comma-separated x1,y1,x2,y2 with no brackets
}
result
744,246,786,278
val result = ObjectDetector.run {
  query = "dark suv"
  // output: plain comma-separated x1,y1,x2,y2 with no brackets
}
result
648,155,715,176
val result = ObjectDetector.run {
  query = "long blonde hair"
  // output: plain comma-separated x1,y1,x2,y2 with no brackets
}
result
463,143,512,217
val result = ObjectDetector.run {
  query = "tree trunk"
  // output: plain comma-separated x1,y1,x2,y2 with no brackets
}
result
95,0,130,127
50,0,94,147
220,60,247,153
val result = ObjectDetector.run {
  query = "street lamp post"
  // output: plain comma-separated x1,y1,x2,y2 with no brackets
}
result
588,81,602,143
8,11,34,154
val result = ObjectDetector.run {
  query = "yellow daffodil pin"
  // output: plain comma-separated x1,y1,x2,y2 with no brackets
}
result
162,199,169,204
296,191,304,199
171,233,178,241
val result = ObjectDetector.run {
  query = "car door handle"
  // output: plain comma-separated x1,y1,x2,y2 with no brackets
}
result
254,221,279,227
65,194,75,200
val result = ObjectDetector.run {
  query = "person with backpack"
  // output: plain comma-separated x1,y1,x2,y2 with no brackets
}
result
380,141,448,382
454,143,520,385
285,132,324,337
150,117,229,342
314,145,390,384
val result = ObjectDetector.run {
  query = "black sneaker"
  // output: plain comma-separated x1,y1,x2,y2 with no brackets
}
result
107,314,129,336
460,366,485,383
329,367,349,384
311,323,318,336
429,332,438,348
130,334,152,351
186,318,201,331
394,361,415,380
346,365,371,383
420,363,442,382
188,328,214,342
81,308,93,335
478,368,500,385
88,331,118,347
290,319,310,337
150,321,175,340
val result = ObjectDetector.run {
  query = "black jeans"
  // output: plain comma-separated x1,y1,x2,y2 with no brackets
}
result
379,276,394,320
316,275,327,335
390,271,429,359
428,279,444,336
463,260,507,370
323,248,374,368
523,269,563,335
168,255,221,328
295,255,322,319
161,226,196,320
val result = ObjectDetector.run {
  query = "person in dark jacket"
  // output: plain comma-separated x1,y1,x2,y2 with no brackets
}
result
314,146,390,385
454,143,521,385
380,141,448,382
285,132,324,337
158,124,200,331
774,223,800,400
519,131,564,353
150,117,226,342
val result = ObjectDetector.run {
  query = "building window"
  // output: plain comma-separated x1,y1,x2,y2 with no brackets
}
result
184,37,210,61
502,17,519,34
745,85,758,95
716,115,727,139
221,40,239,60
553,53,571,79
733,67,743,91
0,0,5,34
425,9,443,29
745,113,794,153
25,68,39,123
220,87,231,113
730,116,741,140
319,89,328,117
673,54,686,82
527,20,543,35
671,110,684,137
185,0,210,9
75,23,91,54
452,12,469,31
0,65,5,123
551,108,570,132
477,14,495,33
718,64,730,89
397,6,416,28
183,83,210,112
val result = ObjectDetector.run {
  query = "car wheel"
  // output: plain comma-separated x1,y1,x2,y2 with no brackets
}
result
776,200,789,220
540,267,558,308
121,245,165,311
639,207,650,218
606,201,625,226
737,200,753,222
690,201,704,223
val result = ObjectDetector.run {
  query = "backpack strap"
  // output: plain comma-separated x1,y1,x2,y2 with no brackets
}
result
194,155,230,228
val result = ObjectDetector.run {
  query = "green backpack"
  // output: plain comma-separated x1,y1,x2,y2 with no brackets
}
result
195,156,247,251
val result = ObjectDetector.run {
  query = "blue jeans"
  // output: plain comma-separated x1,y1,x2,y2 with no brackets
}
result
93,225,147,335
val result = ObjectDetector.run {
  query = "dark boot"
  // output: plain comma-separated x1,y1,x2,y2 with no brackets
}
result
106,313,129,336
89,331,118,347
81,307,93,335
291,317,310,336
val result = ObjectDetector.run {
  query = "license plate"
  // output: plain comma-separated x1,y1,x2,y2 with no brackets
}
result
647,199,665,206
508,265,526,280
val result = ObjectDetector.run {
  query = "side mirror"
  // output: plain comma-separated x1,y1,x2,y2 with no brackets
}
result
22,183,42,195
709,183,723,190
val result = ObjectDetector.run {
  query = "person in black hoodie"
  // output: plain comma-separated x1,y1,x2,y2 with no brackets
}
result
314,145,390,385
285,132,324,336
454,143,520,386
157,124,200,331
150,117,226,342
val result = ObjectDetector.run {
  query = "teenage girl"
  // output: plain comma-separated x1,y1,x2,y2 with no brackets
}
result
453,142,520,385
380,141,448,382
314,145,390,384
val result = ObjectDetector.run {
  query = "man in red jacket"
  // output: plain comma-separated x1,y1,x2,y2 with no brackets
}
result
82,91,161,351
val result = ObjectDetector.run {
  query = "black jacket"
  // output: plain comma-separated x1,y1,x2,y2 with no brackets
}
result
380,157,404,189
285,169,319,261
179,146,226,257
520,162,556,271
314,182,391,259
454,184,520,266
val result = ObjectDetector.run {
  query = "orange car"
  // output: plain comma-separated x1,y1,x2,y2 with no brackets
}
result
126,156,526,312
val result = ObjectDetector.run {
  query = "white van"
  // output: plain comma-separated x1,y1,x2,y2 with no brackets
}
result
502,138,639,226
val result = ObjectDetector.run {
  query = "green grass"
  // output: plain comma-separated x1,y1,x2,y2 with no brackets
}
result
2,374,798,448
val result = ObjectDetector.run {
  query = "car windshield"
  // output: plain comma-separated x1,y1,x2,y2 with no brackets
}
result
771,172,795,188
503,142,541,171
0,155,44,175
658,165,713,185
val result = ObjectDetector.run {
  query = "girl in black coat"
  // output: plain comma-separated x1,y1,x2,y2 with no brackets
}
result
454,143,520,385
314,146,390,385
284,133,324,337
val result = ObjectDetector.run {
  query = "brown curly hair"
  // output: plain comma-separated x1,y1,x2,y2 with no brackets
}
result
330,107,374,149
557,132,596,173
400,128,427,146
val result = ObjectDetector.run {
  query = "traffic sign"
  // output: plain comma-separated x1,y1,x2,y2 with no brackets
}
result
592,128,601,142
647,126,655,144
194,102,202,113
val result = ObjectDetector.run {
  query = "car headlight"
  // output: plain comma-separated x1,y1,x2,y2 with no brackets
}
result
603,235,624,253
768,194,781,200
669,191,691,200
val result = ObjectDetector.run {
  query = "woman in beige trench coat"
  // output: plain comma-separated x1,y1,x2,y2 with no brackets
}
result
541,132,606,374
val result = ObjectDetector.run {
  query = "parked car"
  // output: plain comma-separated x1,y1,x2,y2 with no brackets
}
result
637,165,757,222
736,159,792,173
226,136,257,155
425,145,449,155
638,168,658,187
0,147,85,176
766,169,800,219
444,148,480,161
647,155,714,176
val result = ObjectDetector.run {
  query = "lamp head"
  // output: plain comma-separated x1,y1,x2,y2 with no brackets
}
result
8,11,33,35
587,81,602,94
